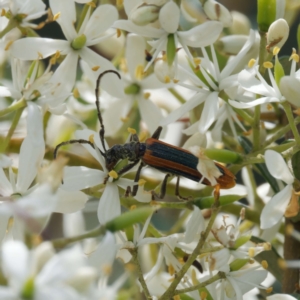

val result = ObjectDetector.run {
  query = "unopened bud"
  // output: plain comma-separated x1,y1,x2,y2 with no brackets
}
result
217,35,248,55
203,0,232,27
267,18,289,52
130,4,160,26
229,11,251,35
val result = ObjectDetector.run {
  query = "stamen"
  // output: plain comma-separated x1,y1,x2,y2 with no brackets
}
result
138,179,146,186
109,170,118,179
143,92,150,99
92,66,100,71
273,47,280,55
89,134,94,144
261,260,268,269
128,128,136,135
248,59,256,68
117,29,121,38
263,61,273,68
53,12,60,21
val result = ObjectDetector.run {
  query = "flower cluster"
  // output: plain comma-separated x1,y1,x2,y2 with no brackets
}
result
1,0,300,299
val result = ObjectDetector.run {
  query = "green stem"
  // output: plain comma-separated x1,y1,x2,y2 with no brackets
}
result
76,1,97,32
282,101,300,146
168,88,186,104
52,225,106,249
263,116,300,148
174,271,226,295
232,107,254,125
252,105,261,152
0,98,27,118
131,248,152,299
2,107,25,152
160,206,220,300
258,31,273,75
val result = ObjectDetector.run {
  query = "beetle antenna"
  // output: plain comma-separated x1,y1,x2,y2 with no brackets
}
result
95,70,121,153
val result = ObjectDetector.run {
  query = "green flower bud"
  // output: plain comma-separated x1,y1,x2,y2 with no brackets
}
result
257,0,276,32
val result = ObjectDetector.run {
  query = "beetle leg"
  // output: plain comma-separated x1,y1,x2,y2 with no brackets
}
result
151,173,170,200
175,176,193,201
131,162,145,196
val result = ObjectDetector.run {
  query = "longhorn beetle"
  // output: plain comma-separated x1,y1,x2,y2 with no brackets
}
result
54,70,236,199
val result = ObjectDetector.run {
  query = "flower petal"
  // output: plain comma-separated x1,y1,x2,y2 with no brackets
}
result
79,47,125,98
62,166,105,191
265,150,294,184
2,241,29,288
114,20,163,38
159,2,179,33
184,206,205,243
126,33,146,80
229,96,280,108
160,92,207,126
260,185,292,229
98,182,121,224
280,76,300,107
55,189,88,213
198,91,219,133
178,21,223,47
84,5,118,42
11,38,70,60
16,103,45,193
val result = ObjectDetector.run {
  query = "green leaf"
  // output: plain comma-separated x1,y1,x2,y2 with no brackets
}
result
105,207,154,232
193,194,243,209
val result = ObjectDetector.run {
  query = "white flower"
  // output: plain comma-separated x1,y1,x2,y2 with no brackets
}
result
229,61,285,109
4,0,47,28
10,1,123,98
160,30,258,140
60,129,151,224
279,50,300,107
102,34,164,135
115,1,223,71
0,58,71,113
208,264,268,299
260,150,294,229
0,240,99,300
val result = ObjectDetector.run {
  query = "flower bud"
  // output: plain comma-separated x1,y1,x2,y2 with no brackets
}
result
257,0,276,32
229,11,251,35
216,35,248,55
129,4,160,26
267,18,289,51
203,0,232,28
